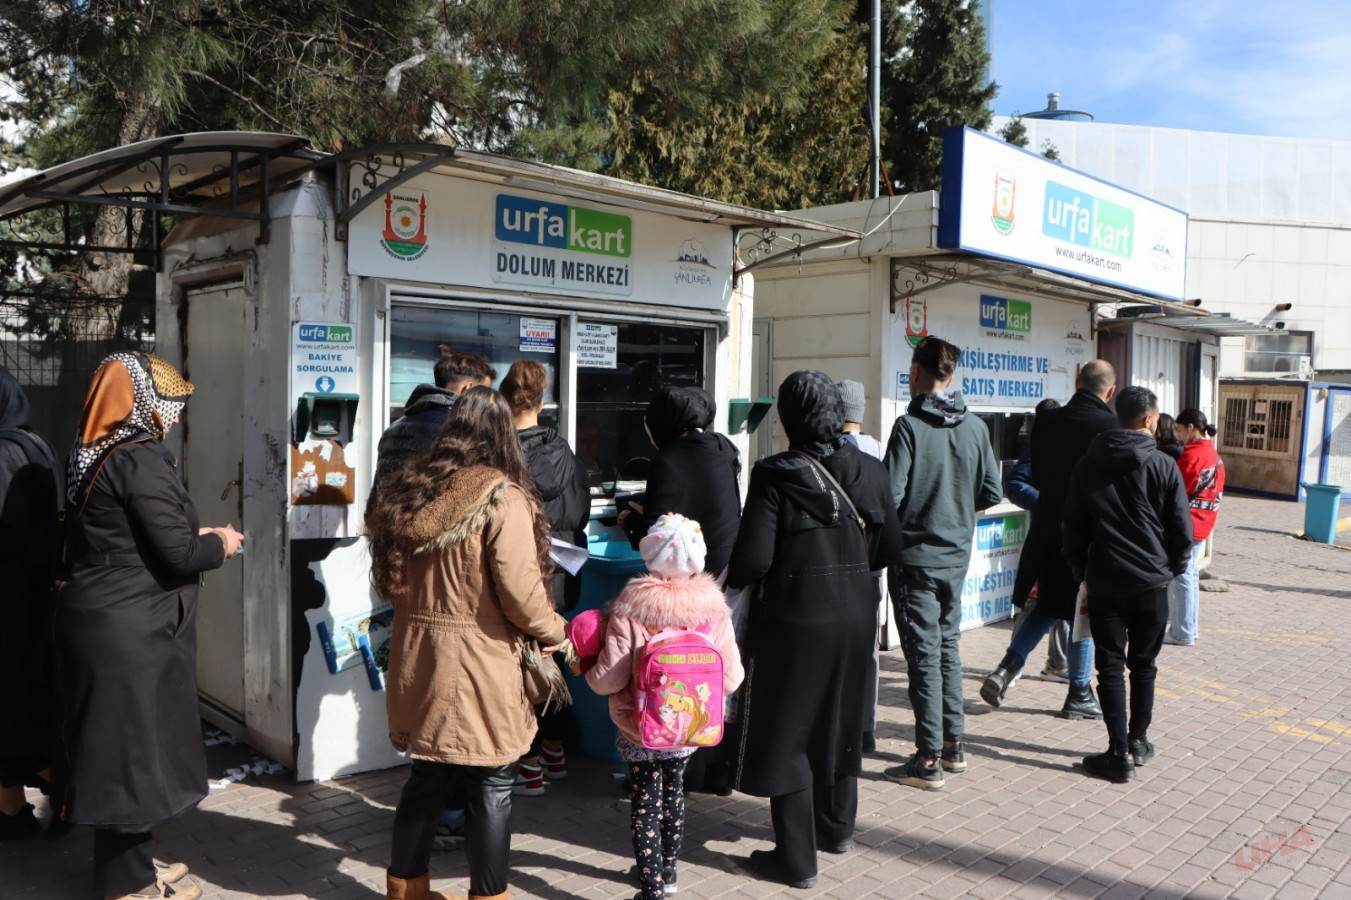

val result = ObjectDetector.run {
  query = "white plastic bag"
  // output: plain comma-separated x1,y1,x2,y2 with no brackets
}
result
1071,581,1092,643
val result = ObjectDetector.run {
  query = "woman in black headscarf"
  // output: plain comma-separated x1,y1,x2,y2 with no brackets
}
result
619,385,741,576
0,366,62,838
727,370,902,889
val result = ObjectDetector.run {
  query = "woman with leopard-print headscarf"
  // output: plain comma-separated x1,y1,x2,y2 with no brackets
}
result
54,351,242,900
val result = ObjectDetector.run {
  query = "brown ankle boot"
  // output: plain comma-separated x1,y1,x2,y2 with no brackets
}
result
469,891,509,900
385,871,465,900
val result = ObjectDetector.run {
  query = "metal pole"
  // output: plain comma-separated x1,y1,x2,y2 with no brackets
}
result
871,0,882,199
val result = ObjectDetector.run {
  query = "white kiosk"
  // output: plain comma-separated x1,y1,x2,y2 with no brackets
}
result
76,136,851,780
749,127,1203,633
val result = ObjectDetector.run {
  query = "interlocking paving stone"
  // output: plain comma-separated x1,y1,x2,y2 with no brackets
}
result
2,495,1348,898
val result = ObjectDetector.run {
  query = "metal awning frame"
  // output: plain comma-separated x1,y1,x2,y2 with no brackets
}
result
1096,312,1276,337
318,143,863,257
888,252,1209,317
0,135,316,255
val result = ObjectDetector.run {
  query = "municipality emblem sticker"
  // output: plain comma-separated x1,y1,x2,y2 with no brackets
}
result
904,296,929,348
381,191,429,261
990,172,1016,235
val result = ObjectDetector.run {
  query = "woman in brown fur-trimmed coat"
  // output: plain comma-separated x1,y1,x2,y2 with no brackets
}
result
366,386,567,900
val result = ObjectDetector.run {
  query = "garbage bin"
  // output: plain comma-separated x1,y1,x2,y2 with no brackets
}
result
564,538,646,762
1301,482,1345,544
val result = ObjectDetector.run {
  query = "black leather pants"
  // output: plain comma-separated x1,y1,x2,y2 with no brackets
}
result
390,759,515,896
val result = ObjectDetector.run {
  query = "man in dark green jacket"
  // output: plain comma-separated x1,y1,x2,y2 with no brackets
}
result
882,337,1002,790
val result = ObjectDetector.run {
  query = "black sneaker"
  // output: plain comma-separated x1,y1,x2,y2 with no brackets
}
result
940,741,967,773
1128,737,1155,766
0,804,40,840
629,864,678,895
816,831,855,854
744,849,817,889
1082,749,1136,783
883,753,946,790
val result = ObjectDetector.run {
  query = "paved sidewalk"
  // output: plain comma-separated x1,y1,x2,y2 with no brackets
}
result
4,495,1349,899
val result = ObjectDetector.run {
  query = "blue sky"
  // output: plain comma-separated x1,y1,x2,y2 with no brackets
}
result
990,0,1351,142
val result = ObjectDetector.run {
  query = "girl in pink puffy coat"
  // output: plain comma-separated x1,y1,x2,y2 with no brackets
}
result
582,514,743,900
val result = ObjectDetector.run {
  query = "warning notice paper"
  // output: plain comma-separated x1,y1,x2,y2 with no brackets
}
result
577,322,618,368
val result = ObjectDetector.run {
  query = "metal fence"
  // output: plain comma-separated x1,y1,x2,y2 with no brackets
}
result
0,291,155,448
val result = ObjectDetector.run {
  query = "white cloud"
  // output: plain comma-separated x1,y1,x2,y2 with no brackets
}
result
994,0,1351,141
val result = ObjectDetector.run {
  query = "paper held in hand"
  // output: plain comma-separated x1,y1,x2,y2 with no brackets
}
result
549,538,590,576
1072,581,1092,643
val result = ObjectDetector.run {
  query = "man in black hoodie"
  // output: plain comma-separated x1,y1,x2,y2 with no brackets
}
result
882,337,1002,791
1063,385,1194,783
372,348,495,494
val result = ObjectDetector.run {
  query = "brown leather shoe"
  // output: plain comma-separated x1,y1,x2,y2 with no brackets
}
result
385,870,465,900
469,892,510,900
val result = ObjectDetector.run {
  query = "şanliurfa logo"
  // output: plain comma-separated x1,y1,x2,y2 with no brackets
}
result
990,172,1016,235
904,296,929,348
381,191,429,261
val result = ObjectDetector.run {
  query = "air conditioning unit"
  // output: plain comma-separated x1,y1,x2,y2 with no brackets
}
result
1244,352,1312,377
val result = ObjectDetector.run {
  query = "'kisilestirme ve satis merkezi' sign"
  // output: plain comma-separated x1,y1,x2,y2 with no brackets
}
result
937,126,1189,301
345,169,733,311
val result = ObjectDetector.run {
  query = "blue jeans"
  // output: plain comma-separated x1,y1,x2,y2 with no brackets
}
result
1007,604,1094,687
1168,541,1203,644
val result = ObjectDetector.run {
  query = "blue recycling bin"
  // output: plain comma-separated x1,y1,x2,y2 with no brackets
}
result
564,538,647,762
1301,482,1345,544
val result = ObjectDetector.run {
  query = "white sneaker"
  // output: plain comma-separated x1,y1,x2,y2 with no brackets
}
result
1040,663,1070,683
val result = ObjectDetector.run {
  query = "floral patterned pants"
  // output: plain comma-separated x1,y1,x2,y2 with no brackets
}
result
628,757,688,899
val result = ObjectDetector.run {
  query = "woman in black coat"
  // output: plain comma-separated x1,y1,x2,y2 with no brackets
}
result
56,352,242,899
620,385,741,576
727,370,902,888
501,359,591,791
0,366,62,838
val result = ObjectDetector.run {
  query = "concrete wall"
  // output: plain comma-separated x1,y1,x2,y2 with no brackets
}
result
997,118,1351,374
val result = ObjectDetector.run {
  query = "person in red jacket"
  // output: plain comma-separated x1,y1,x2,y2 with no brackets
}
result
1166,408,1225,646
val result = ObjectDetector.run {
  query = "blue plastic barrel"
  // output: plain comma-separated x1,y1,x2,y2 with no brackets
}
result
1301,482,1345,544
564,540,647,762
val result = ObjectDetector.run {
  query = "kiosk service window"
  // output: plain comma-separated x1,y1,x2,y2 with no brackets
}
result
574,321,706,499
389,306,562,428
386,303,710,506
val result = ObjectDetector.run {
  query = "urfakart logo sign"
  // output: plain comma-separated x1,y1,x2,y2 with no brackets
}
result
494,194,632,258
937,127,1186,301
297,324,354,344
979,295,1030,333
975,515,1027,551
1042,181,1135,259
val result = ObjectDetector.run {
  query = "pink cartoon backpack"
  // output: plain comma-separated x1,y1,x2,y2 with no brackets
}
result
634,624,726,750
629,513,727,750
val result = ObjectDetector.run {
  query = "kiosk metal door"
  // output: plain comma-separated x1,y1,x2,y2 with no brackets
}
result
183,282,248,720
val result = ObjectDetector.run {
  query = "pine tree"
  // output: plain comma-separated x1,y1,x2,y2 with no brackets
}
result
998,115,1030,148
880,0,996,193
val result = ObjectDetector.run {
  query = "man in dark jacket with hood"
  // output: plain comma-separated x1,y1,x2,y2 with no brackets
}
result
983,361,1119,721
620,385,741,576
882,337,1002,791
372,348,494,493
1064,385,1193,783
